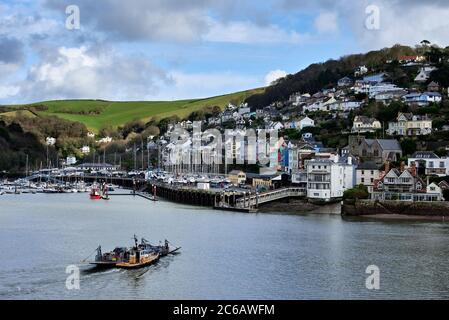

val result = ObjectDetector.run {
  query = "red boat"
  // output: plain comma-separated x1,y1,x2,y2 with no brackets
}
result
90,187,102,200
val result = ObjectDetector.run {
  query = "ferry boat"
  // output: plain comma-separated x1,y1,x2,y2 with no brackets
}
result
116,250,159,269
90,235,180,269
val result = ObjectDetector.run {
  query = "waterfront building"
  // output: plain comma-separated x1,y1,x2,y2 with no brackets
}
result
228,170,246,185
372,164,442,201
356,161,380,193
77,163,119,172
305,155,356,202
407,151,449,177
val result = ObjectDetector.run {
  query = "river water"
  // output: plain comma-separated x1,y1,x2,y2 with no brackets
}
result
1,192,449,300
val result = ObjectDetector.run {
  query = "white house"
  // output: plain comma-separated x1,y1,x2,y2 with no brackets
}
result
97,136,113,144
305,155,356,202
66,156,77,166
415,66,437,83
296,116,315,130
356,161,380,193
46,137,56,146
81,146,90,154
352,116,381,133
426,182,444,200
354,65,368,76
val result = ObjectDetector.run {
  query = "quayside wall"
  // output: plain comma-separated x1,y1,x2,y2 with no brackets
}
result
342,199,449,216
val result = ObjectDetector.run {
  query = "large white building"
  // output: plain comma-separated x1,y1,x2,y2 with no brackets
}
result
305,155,356,202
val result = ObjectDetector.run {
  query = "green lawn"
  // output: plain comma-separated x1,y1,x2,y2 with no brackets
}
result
11,89,262,132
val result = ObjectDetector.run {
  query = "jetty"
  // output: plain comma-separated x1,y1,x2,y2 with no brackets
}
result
214,187,306,212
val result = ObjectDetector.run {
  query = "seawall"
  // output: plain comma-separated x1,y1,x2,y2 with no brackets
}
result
342,199,449,216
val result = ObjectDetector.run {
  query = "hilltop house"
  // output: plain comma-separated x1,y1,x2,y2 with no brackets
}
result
402,92,442,106
427,81,440,92
352,116,381,133
374,89,408,104
337,76,353,87
295,116,315,130
415,66,437,83
408,151,449,177
398,55,425,64
354,65,368,76
387,113,432,136
348,136,402,165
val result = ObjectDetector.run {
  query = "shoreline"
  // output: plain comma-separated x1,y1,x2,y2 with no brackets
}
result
355,214,449,222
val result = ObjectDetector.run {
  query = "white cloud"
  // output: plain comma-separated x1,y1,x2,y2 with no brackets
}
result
314,12,339,34
264,69,287,86
0,85,20,99
14,46,172,103
204,19,306,44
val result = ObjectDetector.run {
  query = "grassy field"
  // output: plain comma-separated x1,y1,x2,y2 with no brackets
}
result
5,89,262,132
0,110,37,118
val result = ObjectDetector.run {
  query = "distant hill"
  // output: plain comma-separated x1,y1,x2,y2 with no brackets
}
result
245,45,418,108
2,88,263,132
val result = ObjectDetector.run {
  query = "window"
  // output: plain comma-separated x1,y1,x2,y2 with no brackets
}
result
371,178,374,183
429,161,434,168
440,162,445,168
371,170,374,175
361,178,365,183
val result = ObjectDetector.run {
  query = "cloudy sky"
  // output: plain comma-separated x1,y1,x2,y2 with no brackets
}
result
1,0,449,104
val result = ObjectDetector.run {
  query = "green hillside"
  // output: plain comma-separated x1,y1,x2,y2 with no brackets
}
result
5,89,262,132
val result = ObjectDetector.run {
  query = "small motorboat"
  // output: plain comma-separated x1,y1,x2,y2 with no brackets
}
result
90,186,102,199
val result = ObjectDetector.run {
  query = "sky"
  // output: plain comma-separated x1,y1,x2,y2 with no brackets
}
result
1,0,449,104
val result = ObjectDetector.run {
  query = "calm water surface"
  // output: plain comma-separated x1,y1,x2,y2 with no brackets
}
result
1,192,449,299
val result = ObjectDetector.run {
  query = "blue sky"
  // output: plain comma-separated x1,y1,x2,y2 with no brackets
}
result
1,0,448,104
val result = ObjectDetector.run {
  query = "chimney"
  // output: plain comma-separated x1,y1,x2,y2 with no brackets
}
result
400,161,405,172
410,161,417,177
384,161,390,174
